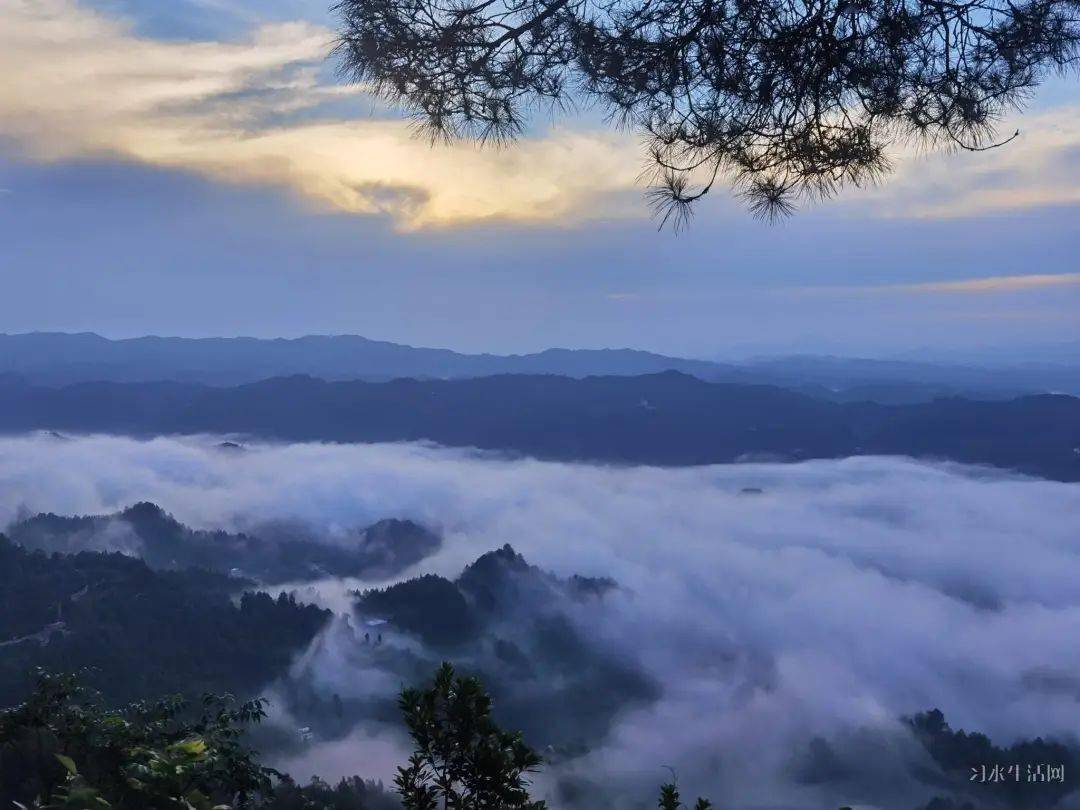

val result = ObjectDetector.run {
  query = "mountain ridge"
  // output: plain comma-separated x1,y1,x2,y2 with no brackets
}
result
4,332,1078,400
0,331,727,386
0,371,1076,481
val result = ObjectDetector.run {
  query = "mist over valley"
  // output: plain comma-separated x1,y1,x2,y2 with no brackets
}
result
2,434,1079,808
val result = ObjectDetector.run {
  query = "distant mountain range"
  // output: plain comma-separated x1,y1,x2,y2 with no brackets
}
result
741,354,1080,398
2,332,1077,400
1,372,1077,481
0,332,721,386
885,340,1080,368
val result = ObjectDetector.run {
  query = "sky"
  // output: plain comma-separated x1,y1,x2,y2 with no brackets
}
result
0,0,1078,358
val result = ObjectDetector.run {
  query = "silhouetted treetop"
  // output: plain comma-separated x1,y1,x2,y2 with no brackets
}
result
333,0,1078,222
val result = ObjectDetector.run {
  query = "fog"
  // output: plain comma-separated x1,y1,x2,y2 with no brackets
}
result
2,433,1079,808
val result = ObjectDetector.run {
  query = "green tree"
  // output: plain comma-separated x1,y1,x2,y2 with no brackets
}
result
0,672,274,810
2,667,971,810
393,662,547,809
658,781,712,810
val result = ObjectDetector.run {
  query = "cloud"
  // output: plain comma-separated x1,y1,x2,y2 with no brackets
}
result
837,104,1080,219
898,273,1080,294
785,272,1080,298
0,0,642,228
2,434,1080,806
2,0,1079,229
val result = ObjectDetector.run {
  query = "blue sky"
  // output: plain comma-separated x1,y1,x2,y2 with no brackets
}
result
0,0,1077,358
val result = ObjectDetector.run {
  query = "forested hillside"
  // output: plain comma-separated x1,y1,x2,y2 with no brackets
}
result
9,502,441,583
1,373,1077,479
0,536,330,707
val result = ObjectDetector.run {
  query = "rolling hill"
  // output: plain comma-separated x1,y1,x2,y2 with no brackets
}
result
0,371,1076,480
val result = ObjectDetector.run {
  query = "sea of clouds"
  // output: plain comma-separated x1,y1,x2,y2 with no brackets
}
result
1,433,1079,808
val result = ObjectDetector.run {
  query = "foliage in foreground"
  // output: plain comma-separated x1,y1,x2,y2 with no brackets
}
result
394,662,547,809
0,666,714,810
5,666,1069,810
0,671,273,809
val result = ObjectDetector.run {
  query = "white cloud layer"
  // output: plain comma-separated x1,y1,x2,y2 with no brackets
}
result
2,434,1080,807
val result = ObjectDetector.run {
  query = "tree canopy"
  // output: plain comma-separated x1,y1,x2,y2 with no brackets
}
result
0,672,274,810
333,0,1078,221
2,667,1074,809
394,662,546,809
